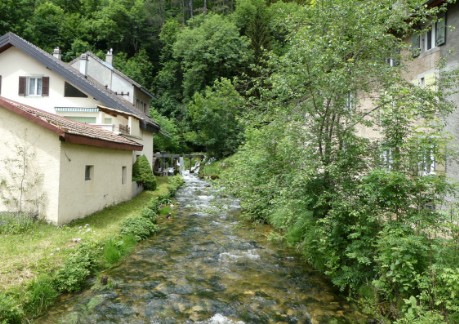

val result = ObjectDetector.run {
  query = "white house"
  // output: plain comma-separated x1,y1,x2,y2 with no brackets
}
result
0,32,159,169
69,50,153,115
0,97,143,225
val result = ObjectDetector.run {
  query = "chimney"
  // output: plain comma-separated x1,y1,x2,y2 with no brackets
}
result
52,47,62,60
79,53,88,75
105,48,113,66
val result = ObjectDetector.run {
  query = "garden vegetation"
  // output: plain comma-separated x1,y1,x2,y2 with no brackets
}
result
0,176,183,323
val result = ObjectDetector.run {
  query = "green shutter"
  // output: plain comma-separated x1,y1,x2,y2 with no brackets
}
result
436,13,446,46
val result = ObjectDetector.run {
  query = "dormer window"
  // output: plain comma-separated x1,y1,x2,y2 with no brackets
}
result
64,82,88,98
18,76,49,96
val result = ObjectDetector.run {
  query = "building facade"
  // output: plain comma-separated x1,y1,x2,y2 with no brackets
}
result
0,97,143,224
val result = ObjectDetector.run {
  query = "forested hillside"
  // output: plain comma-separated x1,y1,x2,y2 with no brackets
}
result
3,0,459,322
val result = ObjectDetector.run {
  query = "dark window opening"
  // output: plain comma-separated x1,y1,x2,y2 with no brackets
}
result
85,165,94,181
65,82,88,98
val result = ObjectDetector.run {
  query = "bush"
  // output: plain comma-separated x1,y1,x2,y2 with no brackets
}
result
0,213,36,234
167,175,184,196
132,155,157,190
0,293,23,324
141,207,157,221
53,242,100,293
120,217,158,241
147,198,160,213
24,276,58,315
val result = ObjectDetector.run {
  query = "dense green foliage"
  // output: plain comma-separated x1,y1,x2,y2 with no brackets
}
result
186,78,245,158
132,155,157,190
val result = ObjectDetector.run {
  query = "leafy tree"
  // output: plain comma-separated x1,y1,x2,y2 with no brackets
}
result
154,19,185,117
150,109,183,153
0,0,36,36
186,78,245,158
172,13,253,100
24,1,65,53
232,0,272,62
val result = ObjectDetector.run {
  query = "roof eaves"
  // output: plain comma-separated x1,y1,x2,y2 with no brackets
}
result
60,132,143,151
2,34,139,116
0,96,65,137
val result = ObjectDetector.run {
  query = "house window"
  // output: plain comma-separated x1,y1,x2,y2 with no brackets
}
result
419,146,436,176
385,58,397,67
122,166,127,184
85,165,94,181
64,82,88,98
381,147,394,170
345,92,354,111
412,14,447,57
424,27,436,51
419,77,425,88
18,76,49,96
29,77,42,95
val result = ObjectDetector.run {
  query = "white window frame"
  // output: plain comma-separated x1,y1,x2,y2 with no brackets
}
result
420,146,436,176
381,147,394,170
422,23,436,52
27,77,43,96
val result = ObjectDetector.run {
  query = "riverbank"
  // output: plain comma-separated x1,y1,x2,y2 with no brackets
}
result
0,175,183,323
199,158,459,323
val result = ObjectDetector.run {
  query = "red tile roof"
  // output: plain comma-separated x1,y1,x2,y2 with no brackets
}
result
0,97,143,151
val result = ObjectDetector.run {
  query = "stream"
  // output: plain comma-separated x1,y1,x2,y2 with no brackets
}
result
36,172,365,323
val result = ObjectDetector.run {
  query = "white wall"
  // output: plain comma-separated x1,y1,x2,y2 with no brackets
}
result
0,108,61,222
0,47,98,112
57,143,134,225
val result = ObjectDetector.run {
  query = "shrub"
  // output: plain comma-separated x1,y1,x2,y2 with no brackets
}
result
53,242,100,293
141,207,157,221
120,217,158,241
0,213,36,234
132,155,157,190
24,275,58,315
0,293,23,324
167,175,184,196
147,198,160,213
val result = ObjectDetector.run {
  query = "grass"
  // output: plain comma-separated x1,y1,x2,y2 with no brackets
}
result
0,176,178,294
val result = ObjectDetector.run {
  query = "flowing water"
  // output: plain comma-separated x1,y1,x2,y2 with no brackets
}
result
36,173,365,324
